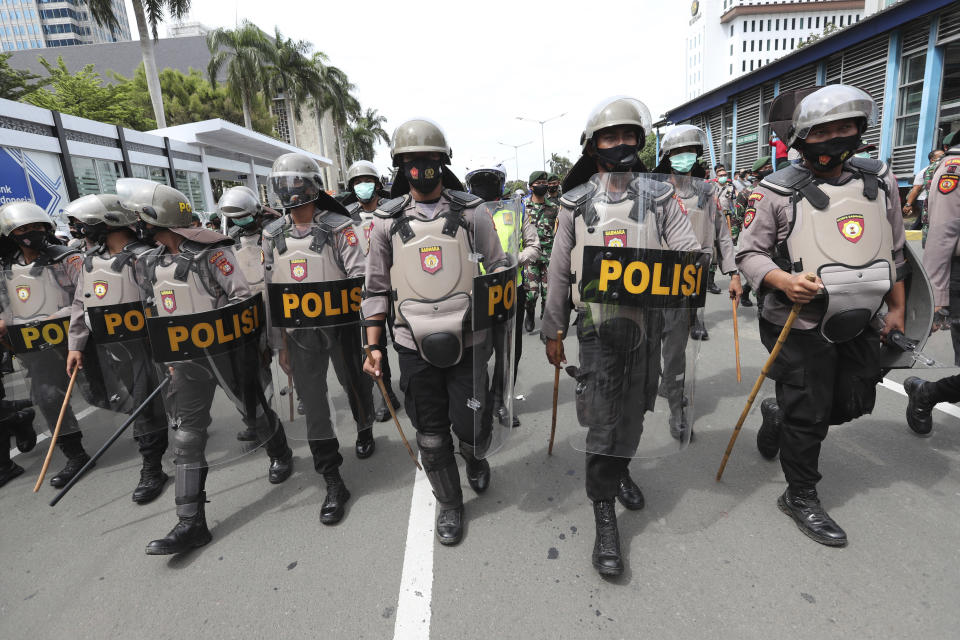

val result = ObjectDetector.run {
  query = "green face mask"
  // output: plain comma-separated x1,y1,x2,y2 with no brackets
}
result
670,152,697,174
717,176,728,184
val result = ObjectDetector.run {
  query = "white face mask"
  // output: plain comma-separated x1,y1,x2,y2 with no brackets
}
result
353,182,376,201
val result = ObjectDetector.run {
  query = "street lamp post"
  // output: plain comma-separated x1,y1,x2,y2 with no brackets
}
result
516,112,566,172
497,140,533,182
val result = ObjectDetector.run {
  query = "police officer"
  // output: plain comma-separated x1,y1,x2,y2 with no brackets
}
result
343,160,400,422
543,97,700,576
64,194,170,504
0,202,89,488
903,135,960,434
465,163,541,428
0,387,35,487
737,85,906,547
264,153,375,525
121,180,293,555
361,118,508,546
732,156,775,308
523,170,559,334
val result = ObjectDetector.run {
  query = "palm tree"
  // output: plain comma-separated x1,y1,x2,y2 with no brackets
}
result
206,21,272,130
309,52,360,181
344,108,390,164
87,0,191,129
263,29,320,146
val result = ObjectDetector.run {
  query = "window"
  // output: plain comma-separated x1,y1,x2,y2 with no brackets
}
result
730,44,733,55
856,14,860,22
751,40,755,52
791,37,795,48
743,41,747,52
776,19,780,30
808,17,812,28
730,25,733,37
759,20,763,32
774,39,778,51
743,21,747,33
767,39,770,50
840,16,844,27
742,60,746,72
792,18,796,30
751,20,755,32
783,38,786,49
767,19,771,31
730,64,733,75
937,42,960,146
816,16,820,28
896,53,926,146
750,60,754,71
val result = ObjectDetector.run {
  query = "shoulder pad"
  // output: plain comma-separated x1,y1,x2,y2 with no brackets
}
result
846,156,886,176
373,195,410,219
317,212,353,233
227,225,242,239
344,201,361,216
123,240,153,257
559,181,598,208
43,244,81,263
760,164,812,196
700,181,717,196
946,147,960,156
632,176,674,203
181,239,231,256
262,216,287,238
444,189,484,209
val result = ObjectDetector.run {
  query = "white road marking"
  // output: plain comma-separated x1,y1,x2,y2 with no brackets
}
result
881,378,960,420
9,406,98,459
393,458,435,640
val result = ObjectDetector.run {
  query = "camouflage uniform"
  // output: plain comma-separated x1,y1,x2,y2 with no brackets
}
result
523,197,559,308
921,158,943,247
717,181,737,243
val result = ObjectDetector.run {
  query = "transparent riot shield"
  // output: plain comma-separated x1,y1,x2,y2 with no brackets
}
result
263,222,374,447
566,172,709,458
471,197,522,458
138,249,280,470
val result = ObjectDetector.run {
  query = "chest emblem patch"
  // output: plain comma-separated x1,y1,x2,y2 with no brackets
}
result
160,290,176,313
837,214,865,243
289,258,308,282
93,280,108,299
743,208,756,229
420,246,442,274
15,285,29,302
939,174,959,195
603,229,627,247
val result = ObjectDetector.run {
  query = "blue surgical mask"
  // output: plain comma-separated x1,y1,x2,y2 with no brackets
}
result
233,215,255,227
670,152,697,174
353,182,376,202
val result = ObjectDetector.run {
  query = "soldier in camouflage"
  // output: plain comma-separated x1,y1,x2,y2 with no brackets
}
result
522,170,559,333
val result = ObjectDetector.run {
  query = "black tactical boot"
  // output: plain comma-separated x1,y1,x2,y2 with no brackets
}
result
374,387,401,422
49,452,92,488
6,408,36,453
616,474,645,510
355,428,375,459
904,377,935,436
419,432,465,545
132,457,169,504
461,445,490,494
757,398,783,459
668,395,692,442
0,461,24,488
145,492,212,555
268,448,294,484
777,488,847,547
523,301,536,333
592,500,623,576
320,471,350,525
707,271,721,294
689,313,709,341
740,284,753,307
437,505,464,546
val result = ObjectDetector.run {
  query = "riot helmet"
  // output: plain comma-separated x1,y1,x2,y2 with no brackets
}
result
345,160,381,187
580,96,652,152
0,201,53,236
390,118,452,166
788,84,876,147
116,178,194,228
659,124,709,158
565,96,652,190
268,153,325,209
465,164,507,202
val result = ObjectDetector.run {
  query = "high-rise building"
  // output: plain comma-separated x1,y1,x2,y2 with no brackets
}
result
684,0,895,101
0,0,131,52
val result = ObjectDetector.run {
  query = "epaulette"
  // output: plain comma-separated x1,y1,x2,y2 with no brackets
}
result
845,156,889,200
761,164,829,210
946,146,960,157
122,240,154,258
559,181,598,209
344,201,362,223
374,195,410,219
43,244,81,263
227,225,242,240
317,211,353,233
846,156,886,177
181,238,231,256
632,176,674,203
262,216,286,238
444,189,484,209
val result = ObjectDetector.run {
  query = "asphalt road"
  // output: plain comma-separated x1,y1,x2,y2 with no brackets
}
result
2,261,959,639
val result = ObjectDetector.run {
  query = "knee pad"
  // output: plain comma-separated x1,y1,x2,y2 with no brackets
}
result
172,428,208,464
416,431,454,471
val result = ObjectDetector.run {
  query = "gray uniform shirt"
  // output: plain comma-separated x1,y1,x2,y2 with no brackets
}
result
541,186,701,340
736,167,906,329
361,192,507,351
923,151,960,306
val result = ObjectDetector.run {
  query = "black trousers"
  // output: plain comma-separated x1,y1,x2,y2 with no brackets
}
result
103,340,169,460
759,318,881,491
288,325,374,475
489,308,523,406
948,257,960,366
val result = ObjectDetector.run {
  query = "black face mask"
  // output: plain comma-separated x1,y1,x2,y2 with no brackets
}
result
756,169,773,180
79,222,108,244
470,182,501,202
405,158,443,193
594,143,639,171
14,229,48,250
532,184,549,197
69,226,84,240
548,185,559,195
135,221,156,244
800,134,860,171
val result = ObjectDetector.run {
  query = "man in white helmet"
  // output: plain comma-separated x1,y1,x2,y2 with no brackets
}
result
737,85,907,547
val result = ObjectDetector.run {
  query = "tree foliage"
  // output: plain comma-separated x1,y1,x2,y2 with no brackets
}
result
344,108,390,164
22,57,155,130
548,153,573,179
639,134,658,170
0,52,45,101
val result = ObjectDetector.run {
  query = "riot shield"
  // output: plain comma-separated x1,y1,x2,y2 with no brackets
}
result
263,222,374,447
471,197,521,458
138,249,280,470
567,172,709,458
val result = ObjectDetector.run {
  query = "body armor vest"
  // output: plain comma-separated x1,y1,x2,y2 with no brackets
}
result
268,224,347,285
388,198,477,368
81,243,147,309
229,228,265,291
5,261,70,322
765,160,894,342
145,243,224,317
677,182,715,251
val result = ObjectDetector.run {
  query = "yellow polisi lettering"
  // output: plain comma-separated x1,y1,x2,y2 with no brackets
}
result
192,323,215,349
681,264,697,296
622,261,650,294
167,326,189,352
282,293,299,318
598,260,623,291
20,326,40,350
488,283,503,316
651,263,670,295
104,312,124,335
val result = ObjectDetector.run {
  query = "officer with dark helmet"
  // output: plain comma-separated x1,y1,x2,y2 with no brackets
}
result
543,96,702,576
361,118,509,546
737,84,907,547
0,202,90,488
64,193,170,504
118,179,293,555
343,160,401,422
263,153,375,525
